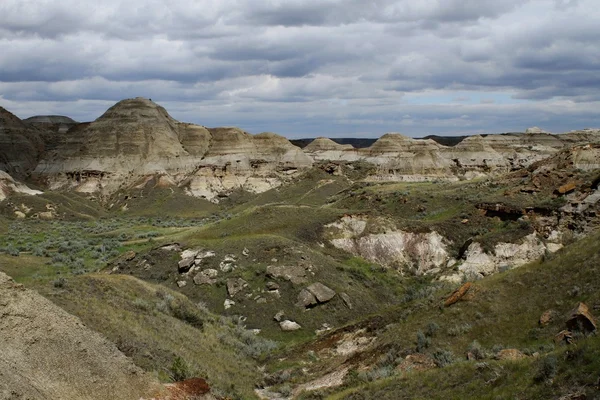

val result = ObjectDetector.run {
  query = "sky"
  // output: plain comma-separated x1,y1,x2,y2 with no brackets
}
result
0,0,599,138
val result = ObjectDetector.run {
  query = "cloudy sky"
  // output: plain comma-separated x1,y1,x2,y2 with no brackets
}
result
1,0,599,137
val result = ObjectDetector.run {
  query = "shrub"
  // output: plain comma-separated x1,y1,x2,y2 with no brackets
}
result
468,340,486,360
52,277,66,288
447,323,472,337
425,321,440,337
534,355,557,382
432,349,455,367
416,331,430,353
169,356,192,382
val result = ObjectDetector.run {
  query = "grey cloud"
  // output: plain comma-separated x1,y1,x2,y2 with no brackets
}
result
0,0,599,136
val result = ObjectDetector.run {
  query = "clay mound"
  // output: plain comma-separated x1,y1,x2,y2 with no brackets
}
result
525,126,550,134
24,115,78,124
0,106,45,177
366,133,443,154
0,271,156,400
445,135,508,169
34,98,211,194
304,137,354,152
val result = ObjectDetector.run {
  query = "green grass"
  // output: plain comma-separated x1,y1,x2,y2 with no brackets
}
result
32,274,267,398
329,335,600,399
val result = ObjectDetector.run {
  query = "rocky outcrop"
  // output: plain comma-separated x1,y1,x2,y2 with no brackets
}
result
0,271,156,399
0,107,45,177
0,170,43,201
442,233,548,282
33,98,312,202
327,216,556,280
362,133,454,182
302,129,596,183
326,215,450,274
185,128,313,201
566,302,596,333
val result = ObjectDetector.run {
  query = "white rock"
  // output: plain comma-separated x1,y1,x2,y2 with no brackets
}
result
224,299,235,310
180,249,199,260
176,280,187,288
547,243,563,253
280,320,302,331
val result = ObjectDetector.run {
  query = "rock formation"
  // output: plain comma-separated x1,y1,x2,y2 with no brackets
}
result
24,115,79,151
0,107,45,177
33,98,313,201
0,170,42,201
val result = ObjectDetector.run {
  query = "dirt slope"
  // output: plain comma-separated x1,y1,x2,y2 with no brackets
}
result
0,271,156,400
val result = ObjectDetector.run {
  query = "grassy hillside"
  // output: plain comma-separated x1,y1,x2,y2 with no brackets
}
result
278,230,600,399
31,274,268,398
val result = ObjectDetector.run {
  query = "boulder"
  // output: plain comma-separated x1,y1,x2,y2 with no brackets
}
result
266,281,280,291
296,289,318,308
557,182,577,195
266,265,307,285
539,309,557,326
176,280,187,288
306,282,336,303
178,257,195,273
193,269,218,285
181,249,200,259
160,243,181,252
444,282,472,307
340,292,353,309
224,299,235,310
495,349,525,361
566,302,597,333
273,311,285,322
280,320,301,331
226,278,248,297
219,255,237,272
555,330,573,345
122,250,136,261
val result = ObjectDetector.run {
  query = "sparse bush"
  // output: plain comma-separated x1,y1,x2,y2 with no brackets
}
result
416,331,430,353
169,356,192,382
52,277,66,288
279,384,292,397
425,321,440,337
534,355,557,382
491,344,505,353
432,349,455,367
447,323,472,337
468,340,486,360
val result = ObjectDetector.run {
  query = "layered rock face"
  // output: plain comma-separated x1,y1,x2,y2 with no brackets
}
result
362,134,454,181
24,115,79,151
304,130,598,182
0,107,45,178
0,271,156,400
303,137,359,162
186,129,312,200
34,98,312,201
